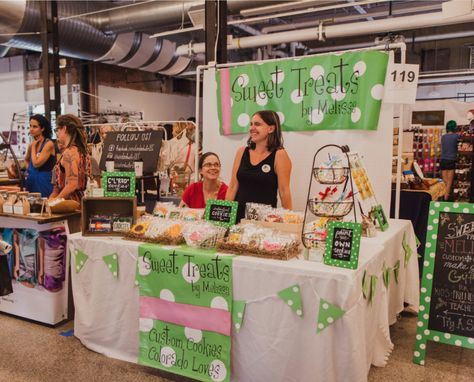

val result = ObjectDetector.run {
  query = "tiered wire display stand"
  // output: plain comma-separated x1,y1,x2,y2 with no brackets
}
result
302,144,357,250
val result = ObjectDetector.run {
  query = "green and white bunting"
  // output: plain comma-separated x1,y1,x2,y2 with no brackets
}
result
393,260,400,284
232,300,246,333
369,275,378,304
277,284,304,318
216,51,389,135
402,232,413,268
103,253,119,278
316,298,345,334
75,250,89,273
361,270,369,299
382,263,391,289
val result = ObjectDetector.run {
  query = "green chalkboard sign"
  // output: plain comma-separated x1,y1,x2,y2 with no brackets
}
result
374,204,389,232
324,221,362,270
413,201,474,366
204,199,238,228
102,171,136,197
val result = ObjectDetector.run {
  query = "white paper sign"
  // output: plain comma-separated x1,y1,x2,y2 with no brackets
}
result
383,63,420,104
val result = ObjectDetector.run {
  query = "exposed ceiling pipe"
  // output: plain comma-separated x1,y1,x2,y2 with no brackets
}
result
176,9,474,56
0,0,26,43
0,0,289,76
347,0,374,21
92,0,288,34
227,0,388,27
307,30,474,54
260,4,442,34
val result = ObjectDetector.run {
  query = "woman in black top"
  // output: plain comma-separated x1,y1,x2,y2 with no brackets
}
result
226,110,293,221
24,114,56,197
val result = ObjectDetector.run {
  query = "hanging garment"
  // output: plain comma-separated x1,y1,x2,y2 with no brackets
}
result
0,228,14,277
0,253,13,296
168,130,196,173
39,228,67,292
16,229,39,286
89,142,103,177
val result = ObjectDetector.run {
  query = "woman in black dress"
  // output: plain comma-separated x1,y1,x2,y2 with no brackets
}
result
226,110,292,221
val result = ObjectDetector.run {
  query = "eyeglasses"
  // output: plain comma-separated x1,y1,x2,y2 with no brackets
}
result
202,162,221,168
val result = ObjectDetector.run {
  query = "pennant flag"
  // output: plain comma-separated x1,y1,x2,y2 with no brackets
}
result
382,263,391,289
402,232,413,268
316,298,345,333
75,250,89,273
361,270,369,299
277,284,304,318
393,260,400,284
415,235,421,248
103,253,119,278
369,275,378,303
232,300,246,333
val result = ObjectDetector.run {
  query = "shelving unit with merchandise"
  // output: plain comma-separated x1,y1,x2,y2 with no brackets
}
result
411,126,443,178
453,125,473,202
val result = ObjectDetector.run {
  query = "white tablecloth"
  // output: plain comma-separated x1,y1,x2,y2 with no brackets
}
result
69,219,419,382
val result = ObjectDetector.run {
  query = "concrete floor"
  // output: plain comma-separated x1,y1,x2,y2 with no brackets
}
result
0,312,472,382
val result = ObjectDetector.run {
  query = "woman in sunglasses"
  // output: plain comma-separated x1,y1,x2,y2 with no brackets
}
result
49,114,91,203
180,152,228,208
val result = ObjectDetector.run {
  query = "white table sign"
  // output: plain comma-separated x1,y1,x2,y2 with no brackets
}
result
383,63,420,104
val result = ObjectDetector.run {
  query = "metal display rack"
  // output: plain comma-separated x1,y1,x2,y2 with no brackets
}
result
301,144,357,249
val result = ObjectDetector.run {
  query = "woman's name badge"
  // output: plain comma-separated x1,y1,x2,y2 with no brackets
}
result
261,164,271,173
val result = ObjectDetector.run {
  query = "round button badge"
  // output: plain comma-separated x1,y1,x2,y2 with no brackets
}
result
261,164,271,173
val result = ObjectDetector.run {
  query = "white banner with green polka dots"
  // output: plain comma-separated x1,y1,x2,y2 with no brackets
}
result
136,244,234,382
413,201,474,366
216,50,389,135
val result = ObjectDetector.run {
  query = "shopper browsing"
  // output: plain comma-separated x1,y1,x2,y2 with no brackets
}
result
440,120,460,201
180,152,228,208
24,114,56,197
49,114,91,203
226,110,292,221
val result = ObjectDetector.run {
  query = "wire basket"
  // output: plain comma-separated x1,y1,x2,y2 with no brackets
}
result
302,232,326,249
307,200,353,218
312,167,349,184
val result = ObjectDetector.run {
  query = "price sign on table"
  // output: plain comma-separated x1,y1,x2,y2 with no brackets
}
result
204,199,238,228
102,172,136,197
324,221,361,269
413,202,474,365
373,204,389,232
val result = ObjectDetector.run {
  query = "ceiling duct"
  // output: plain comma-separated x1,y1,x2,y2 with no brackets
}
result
0,0,287,76
140,39,176,72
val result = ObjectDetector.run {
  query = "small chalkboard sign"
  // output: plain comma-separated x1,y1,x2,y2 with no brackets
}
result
204,199,238,228
324,221,361,269
99,130,163,174
374,204,389,232
102,172,136,197
413,201,474,365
